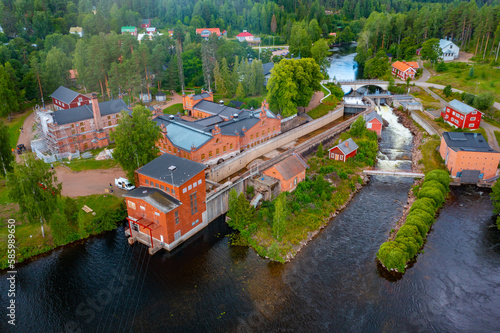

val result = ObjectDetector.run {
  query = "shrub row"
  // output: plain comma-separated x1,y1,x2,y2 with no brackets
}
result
377,169,450,273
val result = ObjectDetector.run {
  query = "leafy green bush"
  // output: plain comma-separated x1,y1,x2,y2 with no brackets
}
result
418,187,445,206
396,225,423,247
424,169,450,191
377,241,409,273
409,198,437,216
395,236,420,258
405,217,429,237
421,180,447,195
407,208,434,226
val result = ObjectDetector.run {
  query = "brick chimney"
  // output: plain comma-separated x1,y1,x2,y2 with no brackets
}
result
345,141,349,148
91,93,102,131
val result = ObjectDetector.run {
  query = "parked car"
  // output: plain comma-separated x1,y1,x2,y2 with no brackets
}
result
115,177,135,191
16,144,26,155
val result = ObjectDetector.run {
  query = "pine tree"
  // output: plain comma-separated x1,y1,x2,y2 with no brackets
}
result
271,14,277,34
236,82,245,99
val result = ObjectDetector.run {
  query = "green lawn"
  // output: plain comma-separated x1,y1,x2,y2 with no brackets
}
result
495,131,500,146
2,110,33,148
418,135,446,174
410,88,441,110
163,103,184,115
308,100,340,119
59,158,119,172
427,63,500,101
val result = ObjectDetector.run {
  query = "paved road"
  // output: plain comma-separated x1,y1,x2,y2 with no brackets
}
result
479,120,500,151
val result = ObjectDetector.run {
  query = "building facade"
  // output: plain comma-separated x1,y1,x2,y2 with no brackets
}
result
124,154,207,251
263,153,308,192
50,86,91,110
41,94,129,153
440,99,482,129
121,26,137,36
391,61,419,80
195,28,226,39
440,132,500,181
364,110,383,136
154,99,281,165
141,19,151,28
329,138,358,162
439,39,460,61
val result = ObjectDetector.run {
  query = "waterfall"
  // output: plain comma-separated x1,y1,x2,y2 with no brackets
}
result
375,105,413,171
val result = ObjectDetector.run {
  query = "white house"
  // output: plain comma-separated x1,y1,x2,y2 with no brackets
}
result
236,31,254,42
439,39,460,61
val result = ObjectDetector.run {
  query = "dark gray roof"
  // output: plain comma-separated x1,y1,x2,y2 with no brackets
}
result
156,92,166,97
364,110,383,124
50,86,81,104
193,100,241,119
142,19,150,24
192,92,211,100
443,132,498,153
51,99,129,125
448,100,479,115
263,62,274,76
137,153,206,187
214,116,260,137
330,138,358,155
123,187,180,213
193,115,224,126
229,100,244,109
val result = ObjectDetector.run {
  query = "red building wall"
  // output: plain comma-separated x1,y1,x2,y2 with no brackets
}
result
441,106,481,129
366,119,382,136
131,168,207,245
328,147,357,162
52,94,91,110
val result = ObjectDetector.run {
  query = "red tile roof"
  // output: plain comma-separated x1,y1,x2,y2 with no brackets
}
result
196,28,221,36
272,154,308,181
236,31,253,37
391,61,417,73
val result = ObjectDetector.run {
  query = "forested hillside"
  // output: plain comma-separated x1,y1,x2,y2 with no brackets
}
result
0,0,498,115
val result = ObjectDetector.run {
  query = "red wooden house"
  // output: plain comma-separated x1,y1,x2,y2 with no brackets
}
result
141,19,151,28
391,61,419,80
364,110,383,136
123,154,207,252
50,86,91,110
440,99,482,130
328,138,358,162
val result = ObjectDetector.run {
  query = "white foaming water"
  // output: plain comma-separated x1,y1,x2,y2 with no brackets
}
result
376,105,413,170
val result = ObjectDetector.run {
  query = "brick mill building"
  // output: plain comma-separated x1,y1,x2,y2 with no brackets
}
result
440,99,482,130
155,94,281,165
263,153,308,192
124,154,207,252
50,86,91,110
440,132,500,182
329,138,358,162
391,61,419,80
40,93,129,153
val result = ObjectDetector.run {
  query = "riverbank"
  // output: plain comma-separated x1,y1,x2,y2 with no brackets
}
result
227,117,378,263
0,193,126,270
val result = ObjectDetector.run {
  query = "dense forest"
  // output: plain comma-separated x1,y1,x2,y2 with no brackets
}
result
0,0,499,116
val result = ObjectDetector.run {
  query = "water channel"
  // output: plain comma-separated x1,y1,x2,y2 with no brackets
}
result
1,48,500,333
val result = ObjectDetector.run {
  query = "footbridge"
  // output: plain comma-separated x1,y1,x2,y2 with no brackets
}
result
322,79,389,91
363,170,425,178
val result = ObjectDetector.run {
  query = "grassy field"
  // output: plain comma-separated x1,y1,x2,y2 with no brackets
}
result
410,87,442,110
163,103,184,115
57,158,119,172
427,63,500,101
418,135,446,174
307,100,340,119
2,110,33,148
0,193,124,269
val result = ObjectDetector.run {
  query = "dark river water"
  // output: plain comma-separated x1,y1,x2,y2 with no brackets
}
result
2,49,500,332
2,182,500,332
